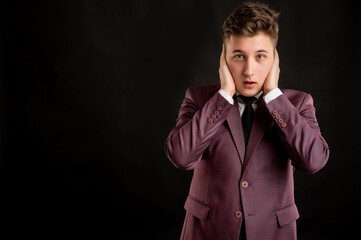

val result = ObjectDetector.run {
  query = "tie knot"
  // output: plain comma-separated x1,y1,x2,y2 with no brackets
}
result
238,95,257,106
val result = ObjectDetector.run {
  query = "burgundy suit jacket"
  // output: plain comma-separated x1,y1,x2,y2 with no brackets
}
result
165,83,329,240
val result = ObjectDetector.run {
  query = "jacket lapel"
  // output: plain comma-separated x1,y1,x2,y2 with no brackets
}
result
226,95,246,164
225,93,273,166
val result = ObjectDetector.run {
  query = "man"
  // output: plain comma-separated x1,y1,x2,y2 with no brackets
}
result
164,2,329,240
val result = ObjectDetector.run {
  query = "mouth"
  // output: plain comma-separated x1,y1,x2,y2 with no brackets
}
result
243,81,256,88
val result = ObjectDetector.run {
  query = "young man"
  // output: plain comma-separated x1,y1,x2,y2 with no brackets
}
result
165,2,329,240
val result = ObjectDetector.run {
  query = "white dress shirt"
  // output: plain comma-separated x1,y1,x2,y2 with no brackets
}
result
218,88,283,116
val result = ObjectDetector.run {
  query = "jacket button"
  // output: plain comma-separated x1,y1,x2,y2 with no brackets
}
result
275,114,281,119
211,114,217,119
281,122,287,127
235,210,243,218
214,110,220,115
208,118,213,123
241,181,249,188
272,110,277,115
217,106,223,111
278,118,284,123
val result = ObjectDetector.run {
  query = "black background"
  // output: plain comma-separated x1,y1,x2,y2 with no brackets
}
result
1,0,360,239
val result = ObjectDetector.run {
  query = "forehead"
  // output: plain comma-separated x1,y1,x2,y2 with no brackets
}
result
226,33,274,52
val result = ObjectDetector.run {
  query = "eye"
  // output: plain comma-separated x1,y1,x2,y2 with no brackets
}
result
235,55,244,59
256,55,265,60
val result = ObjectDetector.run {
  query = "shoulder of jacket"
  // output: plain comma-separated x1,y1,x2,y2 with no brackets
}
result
281,88,309,96
188,82,220,93
281,89,313,107
185,82,221,106
281,88,311,100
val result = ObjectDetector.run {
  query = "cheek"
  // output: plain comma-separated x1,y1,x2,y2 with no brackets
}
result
257,63,272,82
227,62,243,75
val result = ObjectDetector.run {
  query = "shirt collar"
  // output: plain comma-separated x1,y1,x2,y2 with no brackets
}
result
235,91,263,101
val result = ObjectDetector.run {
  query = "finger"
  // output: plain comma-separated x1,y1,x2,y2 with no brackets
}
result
274,49,280,73
223,43,226,61
275,48,279,63
271,50,278,69
220,44,225,66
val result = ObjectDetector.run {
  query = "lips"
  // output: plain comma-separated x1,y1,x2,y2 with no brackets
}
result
243,81,256,88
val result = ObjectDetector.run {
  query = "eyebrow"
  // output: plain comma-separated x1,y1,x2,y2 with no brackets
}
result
232,49,269,54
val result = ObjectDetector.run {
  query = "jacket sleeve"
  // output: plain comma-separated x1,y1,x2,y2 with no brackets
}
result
164,87,233,170
266,93,330,174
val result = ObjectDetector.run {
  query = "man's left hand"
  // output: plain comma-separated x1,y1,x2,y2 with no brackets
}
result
263,49,280,95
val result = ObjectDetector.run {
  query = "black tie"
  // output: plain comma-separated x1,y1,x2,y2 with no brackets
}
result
238,95,257,147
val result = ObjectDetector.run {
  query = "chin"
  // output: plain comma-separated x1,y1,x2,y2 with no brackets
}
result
237,88,261,97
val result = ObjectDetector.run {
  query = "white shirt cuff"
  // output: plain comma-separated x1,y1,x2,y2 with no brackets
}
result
263,88,283,104
218,89,234,105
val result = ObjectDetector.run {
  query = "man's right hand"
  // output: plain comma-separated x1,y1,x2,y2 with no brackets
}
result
219,44,236,96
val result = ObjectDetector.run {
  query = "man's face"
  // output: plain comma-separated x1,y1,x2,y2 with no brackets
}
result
224,32,275,97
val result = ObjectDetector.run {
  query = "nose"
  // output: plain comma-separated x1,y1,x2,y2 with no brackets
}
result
243,59,255,78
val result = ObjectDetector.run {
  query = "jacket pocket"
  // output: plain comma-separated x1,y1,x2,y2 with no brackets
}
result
184,195,210,220
275,202,300,227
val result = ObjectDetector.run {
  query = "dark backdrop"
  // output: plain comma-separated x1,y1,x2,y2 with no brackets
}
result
1,0,360,239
